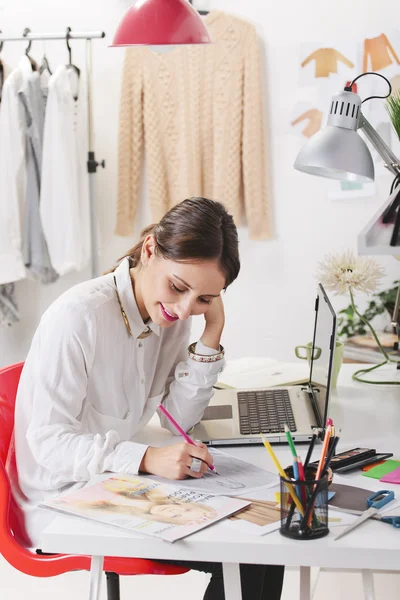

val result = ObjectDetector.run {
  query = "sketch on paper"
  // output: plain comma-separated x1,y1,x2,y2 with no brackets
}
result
144,449,278,496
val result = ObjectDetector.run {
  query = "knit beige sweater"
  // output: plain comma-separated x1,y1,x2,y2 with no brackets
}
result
116,10,270,240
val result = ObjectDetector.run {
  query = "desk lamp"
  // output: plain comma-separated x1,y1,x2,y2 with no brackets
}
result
294,72,400,357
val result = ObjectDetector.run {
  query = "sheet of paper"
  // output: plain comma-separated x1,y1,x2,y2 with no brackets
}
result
217,360,310,389
223,484,282,535
144,449,279,496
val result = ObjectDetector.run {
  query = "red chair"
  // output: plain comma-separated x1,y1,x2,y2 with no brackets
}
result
0,363,189,600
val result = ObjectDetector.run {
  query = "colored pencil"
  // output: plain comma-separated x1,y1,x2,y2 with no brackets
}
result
292,457,302,501
323,434,340,475
300,434,338,531
306,425,332,527
297,457,307,505
260,434,304,516
158,404,216,473
284,424,298,459
314,425,332,482
303,433,317,469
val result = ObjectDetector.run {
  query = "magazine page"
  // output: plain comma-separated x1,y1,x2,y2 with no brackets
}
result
40,475,250,543
145,449,278,496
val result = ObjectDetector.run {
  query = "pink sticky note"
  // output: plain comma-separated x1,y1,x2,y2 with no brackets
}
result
381,466,400,484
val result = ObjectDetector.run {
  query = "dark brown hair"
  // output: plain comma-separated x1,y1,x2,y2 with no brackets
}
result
110,197,240,288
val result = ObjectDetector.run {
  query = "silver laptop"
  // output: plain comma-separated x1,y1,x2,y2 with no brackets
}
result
192,284,336,446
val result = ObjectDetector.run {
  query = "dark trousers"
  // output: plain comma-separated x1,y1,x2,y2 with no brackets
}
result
159,560,285,600
38,551,284,599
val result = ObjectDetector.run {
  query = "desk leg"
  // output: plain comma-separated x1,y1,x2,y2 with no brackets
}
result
361,570,375,600
88,555,103,600
222,563,242,600
299,566,311,600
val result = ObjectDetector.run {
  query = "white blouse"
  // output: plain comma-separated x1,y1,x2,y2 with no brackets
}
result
40,66,91,275
10,258,224,547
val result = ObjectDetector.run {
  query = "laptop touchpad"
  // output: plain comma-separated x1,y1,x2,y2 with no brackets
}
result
202,405,233,420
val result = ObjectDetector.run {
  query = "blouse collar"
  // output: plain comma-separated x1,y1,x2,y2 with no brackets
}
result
114,258,160,338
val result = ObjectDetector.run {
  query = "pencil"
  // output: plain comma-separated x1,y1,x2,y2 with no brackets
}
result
260,434,304,516
158,404,217,473
297,457,307,505
284,424,298,459
303,433,317,469
323,434,340,475
300,435,339,531
292,457,302,502
315,425,332,482
306,425,331,527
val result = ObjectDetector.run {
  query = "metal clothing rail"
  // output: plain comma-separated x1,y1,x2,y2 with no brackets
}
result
0,31,105,41
0,28,106,277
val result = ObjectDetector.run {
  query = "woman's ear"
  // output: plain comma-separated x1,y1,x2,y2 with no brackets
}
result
141,235,156,266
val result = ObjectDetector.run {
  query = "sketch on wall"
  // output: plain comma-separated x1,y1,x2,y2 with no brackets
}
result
291,31,400,200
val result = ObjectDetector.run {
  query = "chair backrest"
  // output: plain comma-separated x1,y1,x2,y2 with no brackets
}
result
0,363,24,466
0,362,189,577
0,363,27,545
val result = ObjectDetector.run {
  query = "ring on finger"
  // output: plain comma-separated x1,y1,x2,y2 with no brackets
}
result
190,457,202,473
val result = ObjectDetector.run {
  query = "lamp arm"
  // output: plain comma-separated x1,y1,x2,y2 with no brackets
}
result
358,112,400,177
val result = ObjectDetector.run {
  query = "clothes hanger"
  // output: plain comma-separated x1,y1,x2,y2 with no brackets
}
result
22,28,38,71
188,0,209,16
65,27,80,78
39,51,52,77
65,27,80,101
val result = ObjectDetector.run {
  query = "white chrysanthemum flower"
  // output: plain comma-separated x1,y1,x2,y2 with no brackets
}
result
316,250,385,295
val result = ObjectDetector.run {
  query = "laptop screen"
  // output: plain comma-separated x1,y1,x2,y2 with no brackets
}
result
308,283,337,429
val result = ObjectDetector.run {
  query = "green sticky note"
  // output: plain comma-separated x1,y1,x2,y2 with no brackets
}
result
362,459,400,479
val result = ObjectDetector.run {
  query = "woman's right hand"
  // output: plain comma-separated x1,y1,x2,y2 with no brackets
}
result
139,442,214,479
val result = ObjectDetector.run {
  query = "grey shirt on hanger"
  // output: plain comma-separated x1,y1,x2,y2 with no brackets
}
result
18,72,58,284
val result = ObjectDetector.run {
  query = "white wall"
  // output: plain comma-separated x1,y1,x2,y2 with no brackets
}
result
1,0,400,367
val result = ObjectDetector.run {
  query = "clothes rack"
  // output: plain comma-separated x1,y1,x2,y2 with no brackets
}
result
0,29,106,278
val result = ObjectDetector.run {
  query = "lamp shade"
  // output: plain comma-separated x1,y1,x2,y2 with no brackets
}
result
294,90,375,183
111,0,212,47
294,126,375,183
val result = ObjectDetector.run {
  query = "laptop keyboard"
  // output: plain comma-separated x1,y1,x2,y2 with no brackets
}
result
237,389,297,435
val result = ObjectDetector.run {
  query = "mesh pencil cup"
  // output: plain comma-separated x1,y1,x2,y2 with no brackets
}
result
279,465,329,540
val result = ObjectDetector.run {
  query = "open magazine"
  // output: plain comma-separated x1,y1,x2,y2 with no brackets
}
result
41,475,250,543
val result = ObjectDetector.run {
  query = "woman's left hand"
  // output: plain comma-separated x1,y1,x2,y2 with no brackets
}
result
200,294,225,350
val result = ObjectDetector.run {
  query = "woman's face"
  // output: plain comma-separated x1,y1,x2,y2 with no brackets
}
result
134,235,226,326
150,503,216,524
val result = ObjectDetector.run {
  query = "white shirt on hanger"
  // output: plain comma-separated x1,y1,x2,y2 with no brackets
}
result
0,56,33,285
40,65,91,275
9,257,224,547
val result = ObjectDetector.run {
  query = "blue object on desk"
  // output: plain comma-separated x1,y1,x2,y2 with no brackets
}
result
335,490,396,541
380,515,400,527
367,489,395,509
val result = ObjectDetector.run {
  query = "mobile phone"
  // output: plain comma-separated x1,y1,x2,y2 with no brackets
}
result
309,447,376,471
333,453,393,473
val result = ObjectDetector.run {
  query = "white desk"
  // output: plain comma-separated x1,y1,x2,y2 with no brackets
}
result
40,364,400,600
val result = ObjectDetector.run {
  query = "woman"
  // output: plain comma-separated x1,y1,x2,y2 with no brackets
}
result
10,197,284,599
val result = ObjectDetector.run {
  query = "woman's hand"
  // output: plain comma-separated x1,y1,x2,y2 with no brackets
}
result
200,294,225,350
139,442,214,480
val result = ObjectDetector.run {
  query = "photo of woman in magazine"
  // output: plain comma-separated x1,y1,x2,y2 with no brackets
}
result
52,476,219,527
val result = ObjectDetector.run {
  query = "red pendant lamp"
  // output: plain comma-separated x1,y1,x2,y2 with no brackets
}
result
111,0,212,47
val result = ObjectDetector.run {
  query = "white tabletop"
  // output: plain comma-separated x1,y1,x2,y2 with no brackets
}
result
40,363,400,571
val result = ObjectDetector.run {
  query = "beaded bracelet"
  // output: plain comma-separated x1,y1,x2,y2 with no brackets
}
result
188,342,225,363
